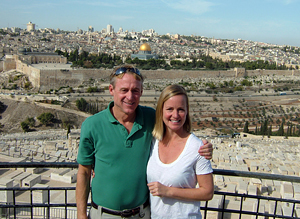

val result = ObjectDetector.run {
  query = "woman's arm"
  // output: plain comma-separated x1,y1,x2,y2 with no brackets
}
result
147,173,214,201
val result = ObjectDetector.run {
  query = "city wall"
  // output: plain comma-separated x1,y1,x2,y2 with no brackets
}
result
143,69,236,80
35,68,300,92
16,60,40,88
38,69,111,91
245,69,300,77
2,59,16,72
3,59,300,92
33,69,238,92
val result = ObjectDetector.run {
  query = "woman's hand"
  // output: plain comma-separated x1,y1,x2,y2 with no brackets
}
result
148,181,169,197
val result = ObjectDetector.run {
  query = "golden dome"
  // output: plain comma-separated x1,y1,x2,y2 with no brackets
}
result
139,43,151,51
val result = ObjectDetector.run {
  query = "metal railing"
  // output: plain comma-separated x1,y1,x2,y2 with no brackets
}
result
0,162,299,219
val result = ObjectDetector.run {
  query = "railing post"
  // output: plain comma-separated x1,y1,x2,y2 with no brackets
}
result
203,200,208,219
65,189,68,219
13,189,16,219
47,189,50,219
30,189,33,219
256,197,260,219
221,194,226,219
292,203,296,218
239,194,244,219
273,200,278,219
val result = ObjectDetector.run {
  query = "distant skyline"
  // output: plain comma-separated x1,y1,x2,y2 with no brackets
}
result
1,0,300,47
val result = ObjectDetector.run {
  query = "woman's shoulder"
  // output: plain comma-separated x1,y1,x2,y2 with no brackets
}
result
182,134,203,156
188,133,204,146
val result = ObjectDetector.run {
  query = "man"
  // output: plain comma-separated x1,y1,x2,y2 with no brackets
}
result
76,65,213,219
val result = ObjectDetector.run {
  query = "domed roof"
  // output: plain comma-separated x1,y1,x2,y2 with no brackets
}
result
139,43,151,51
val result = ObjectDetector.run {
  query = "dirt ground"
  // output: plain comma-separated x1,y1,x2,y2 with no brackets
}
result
0,98,87,133
1,91,300,135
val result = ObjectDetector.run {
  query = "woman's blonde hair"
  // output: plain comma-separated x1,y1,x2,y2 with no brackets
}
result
152,84,191,140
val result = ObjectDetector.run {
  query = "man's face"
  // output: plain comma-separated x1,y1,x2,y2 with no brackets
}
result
109,73,143,116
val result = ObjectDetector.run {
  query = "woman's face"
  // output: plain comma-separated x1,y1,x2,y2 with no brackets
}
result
162,94,187,133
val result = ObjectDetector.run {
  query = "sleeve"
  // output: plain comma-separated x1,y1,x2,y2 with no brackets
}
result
195,138,213,175
77,119,95,165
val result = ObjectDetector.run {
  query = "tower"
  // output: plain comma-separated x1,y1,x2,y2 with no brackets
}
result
27,22,35,31
88,26,94,32
107,24,112,34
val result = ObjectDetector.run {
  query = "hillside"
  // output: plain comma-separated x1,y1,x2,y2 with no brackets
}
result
1,88,300,136
0,98,88,133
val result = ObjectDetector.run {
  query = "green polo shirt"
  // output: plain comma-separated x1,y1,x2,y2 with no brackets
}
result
77,102,155,210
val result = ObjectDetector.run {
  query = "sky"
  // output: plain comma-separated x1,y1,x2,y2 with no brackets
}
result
1,0,300,47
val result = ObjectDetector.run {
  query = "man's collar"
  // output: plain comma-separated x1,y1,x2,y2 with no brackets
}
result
106,101,144,126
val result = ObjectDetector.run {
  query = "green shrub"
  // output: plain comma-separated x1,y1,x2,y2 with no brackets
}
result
37,112,54,125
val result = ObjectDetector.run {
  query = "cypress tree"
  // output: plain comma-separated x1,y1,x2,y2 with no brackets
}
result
243,121,249,133
278,121,284,136
268,125,272,138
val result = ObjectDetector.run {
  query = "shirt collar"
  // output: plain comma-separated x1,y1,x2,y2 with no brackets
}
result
106,101,144,127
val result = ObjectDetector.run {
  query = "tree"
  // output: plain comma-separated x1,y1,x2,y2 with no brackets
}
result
243,121,249,133
212,95,218,102
21,121,30,132
0,101,6,112
76,98,88,111
241,79,253,86
66,123,71,138
37,112,55,125
205,62,214,69
68,87,74,93
261,119,268,135
87,86,98,93
278,121,284,136
25,117,35,127
68,49,79,62
268,125,272,138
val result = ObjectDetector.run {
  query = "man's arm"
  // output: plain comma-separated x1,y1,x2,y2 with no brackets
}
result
199,139,213,160
76,164,92,219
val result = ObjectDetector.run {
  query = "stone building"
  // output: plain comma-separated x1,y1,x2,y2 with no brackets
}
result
131,43,158,60
17,48,67,64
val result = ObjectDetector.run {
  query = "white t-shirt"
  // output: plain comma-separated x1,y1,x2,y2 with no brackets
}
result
147,133,213,219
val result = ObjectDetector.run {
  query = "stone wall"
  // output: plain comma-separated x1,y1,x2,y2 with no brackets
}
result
35,69,239,92
28,68,300,92
6,56,300,92
142,69,237,80
2,56,16,71
38,69,111,92
245,69,298,77
16,60,41,88
22,54,68,64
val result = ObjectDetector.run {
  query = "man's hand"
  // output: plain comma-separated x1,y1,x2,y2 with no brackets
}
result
199,139,213,160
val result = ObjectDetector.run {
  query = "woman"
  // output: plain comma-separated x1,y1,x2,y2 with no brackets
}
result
147,85,214,219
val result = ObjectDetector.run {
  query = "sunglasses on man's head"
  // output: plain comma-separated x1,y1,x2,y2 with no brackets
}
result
114,67,141,76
